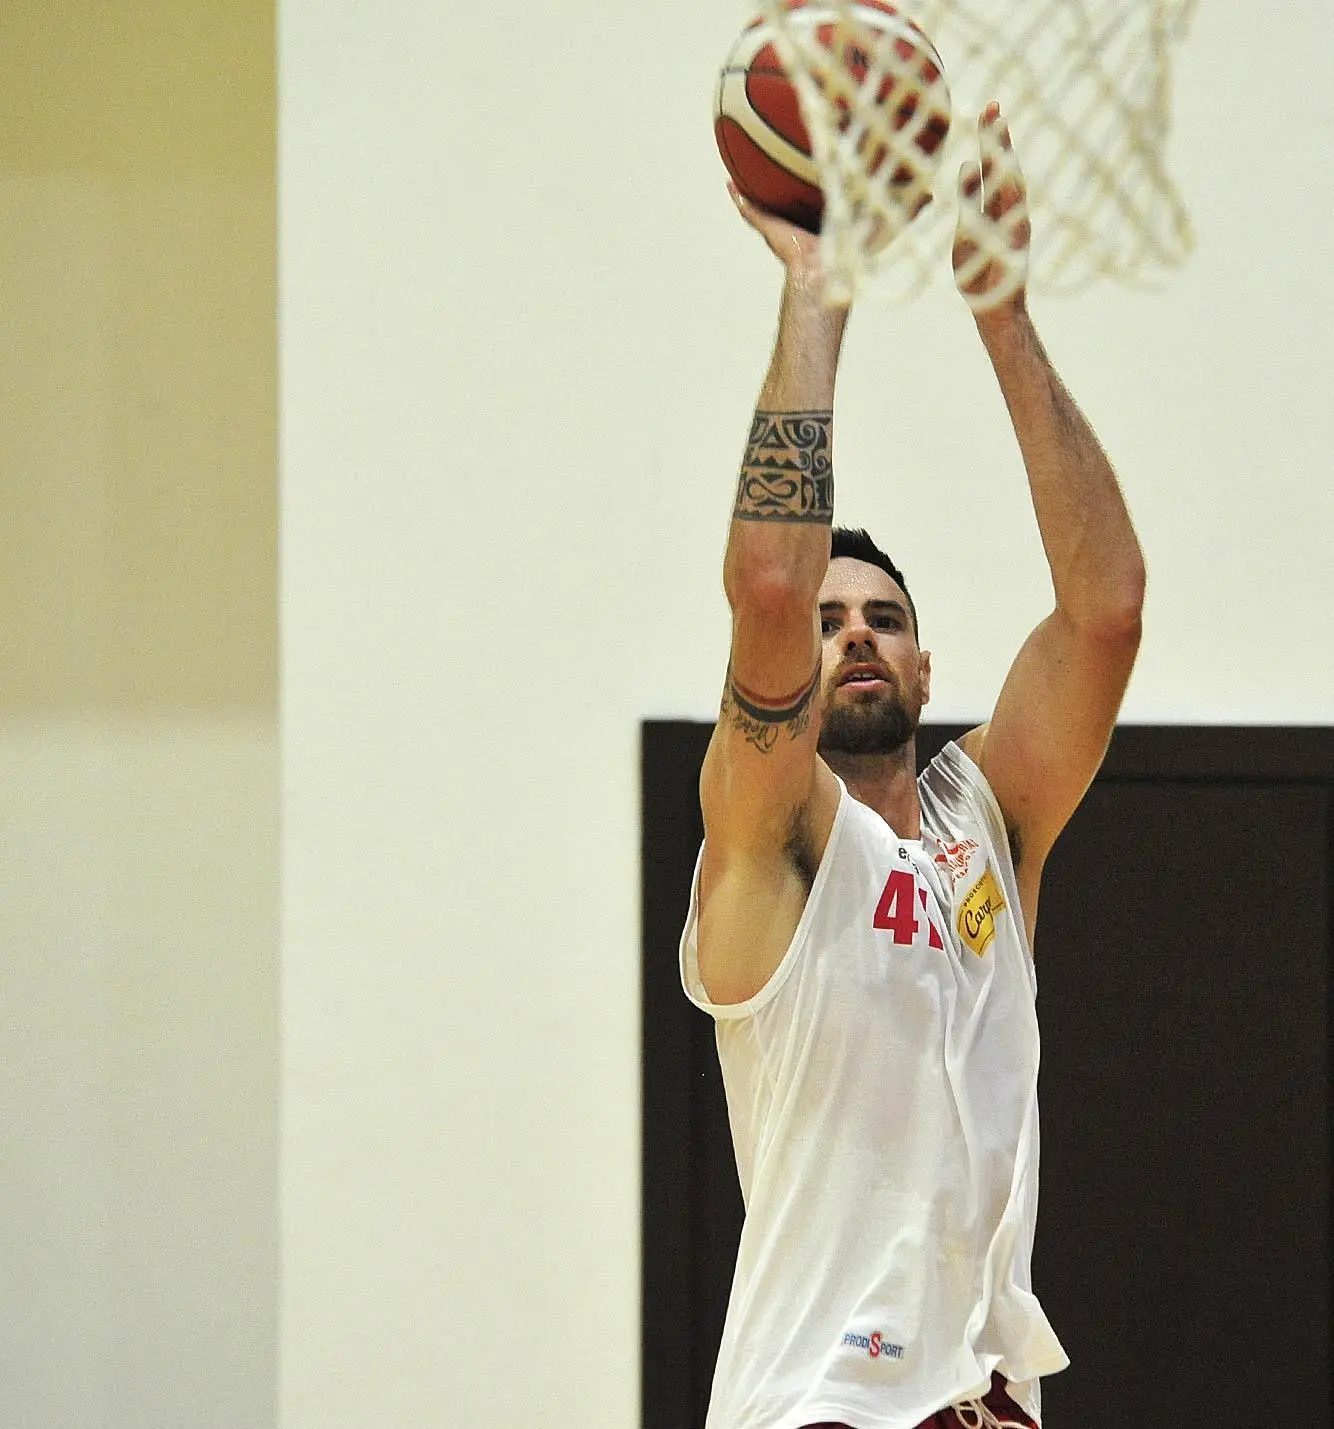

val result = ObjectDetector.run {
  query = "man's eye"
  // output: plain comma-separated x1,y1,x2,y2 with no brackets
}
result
820,619,839,636
873,617,901,631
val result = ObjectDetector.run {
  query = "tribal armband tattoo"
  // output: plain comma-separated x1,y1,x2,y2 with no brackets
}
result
734,410,834,524
720,659,821,755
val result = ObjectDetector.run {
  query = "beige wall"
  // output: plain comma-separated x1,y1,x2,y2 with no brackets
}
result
1,3,277,1426
1,0,275,712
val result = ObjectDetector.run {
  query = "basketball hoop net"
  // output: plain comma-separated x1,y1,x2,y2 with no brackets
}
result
752,0,1197,307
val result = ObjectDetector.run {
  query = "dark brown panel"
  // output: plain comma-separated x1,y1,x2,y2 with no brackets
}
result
1097,726,1334,782
1034,780,1330,1423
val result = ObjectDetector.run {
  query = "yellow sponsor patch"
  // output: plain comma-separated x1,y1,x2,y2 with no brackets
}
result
957,868,1006,956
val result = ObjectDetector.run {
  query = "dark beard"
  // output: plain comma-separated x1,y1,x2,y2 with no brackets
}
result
818,689,918,757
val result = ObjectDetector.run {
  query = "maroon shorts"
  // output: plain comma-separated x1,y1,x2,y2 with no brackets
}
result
806,1371,1038,1429
925,1371,1038,1427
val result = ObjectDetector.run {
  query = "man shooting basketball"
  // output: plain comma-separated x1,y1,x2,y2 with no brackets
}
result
679,104,1144,1429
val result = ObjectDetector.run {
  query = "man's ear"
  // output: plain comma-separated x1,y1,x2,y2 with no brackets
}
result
918,649,932,705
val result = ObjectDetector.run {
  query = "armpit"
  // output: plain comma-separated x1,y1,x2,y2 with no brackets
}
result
784,805,821,891
1007,820,1024,870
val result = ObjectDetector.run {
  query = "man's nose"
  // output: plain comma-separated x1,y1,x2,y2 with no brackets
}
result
842,619,876,653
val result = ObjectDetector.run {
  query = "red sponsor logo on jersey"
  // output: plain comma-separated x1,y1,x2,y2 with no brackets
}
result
932,837,979,889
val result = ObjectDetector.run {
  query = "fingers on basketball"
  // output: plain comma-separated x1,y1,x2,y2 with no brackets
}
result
729,180,822,264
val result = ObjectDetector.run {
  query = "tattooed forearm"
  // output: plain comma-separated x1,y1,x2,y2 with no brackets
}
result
734,410,834,523
720,659,821,754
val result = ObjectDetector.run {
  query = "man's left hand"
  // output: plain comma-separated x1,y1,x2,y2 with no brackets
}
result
952,102,1031,314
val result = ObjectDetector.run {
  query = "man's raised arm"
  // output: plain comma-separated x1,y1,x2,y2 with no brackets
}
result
694,192,846,1003
953,107,1146,925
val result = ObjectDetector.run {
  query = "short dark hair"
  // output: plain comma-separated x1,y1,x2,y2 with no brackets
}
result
829,526,918,640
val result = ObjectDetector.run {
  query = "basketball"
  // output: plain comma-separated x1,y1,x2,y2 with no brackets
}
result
714,1,951,233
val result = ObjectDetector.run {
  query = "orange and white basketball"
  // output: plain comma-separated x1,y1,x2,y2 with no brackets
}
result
714,1,951,232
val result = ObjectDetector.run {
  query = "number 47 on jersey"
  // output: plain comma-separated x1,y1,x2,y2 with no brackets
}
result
873,869,945,950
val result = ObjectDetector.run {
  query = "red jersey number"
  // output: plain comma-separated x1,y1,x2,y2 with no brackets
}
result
873,869,945,950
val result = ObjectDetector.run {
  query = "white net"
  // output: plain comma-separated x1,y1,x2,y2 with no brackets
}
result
749,0,1197,306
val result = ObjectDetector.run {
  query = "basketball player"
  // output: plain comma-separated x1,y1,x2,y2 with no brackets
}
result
679,105,1144,1429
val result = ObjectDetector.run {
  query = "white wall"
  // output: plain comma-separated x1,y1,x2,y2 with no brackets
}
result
1,717,277,1429
279,2,1333,1426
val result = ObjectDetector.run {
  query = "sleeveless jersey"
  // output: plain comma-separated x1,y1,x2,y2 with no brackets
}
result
679,742,1069,1429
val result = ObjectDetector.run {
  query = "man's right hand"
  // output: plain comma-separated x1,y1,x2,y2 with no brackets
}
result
727,183,831,301
728,179,934,304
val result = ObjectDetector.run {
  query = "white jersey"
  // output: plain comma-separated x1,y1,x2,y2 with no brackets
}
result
679,742,1069,1429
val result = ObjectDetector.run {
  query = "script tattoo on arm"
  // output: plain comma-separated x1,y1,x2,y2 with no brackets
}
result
734,410,834,523
720,659,821,755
